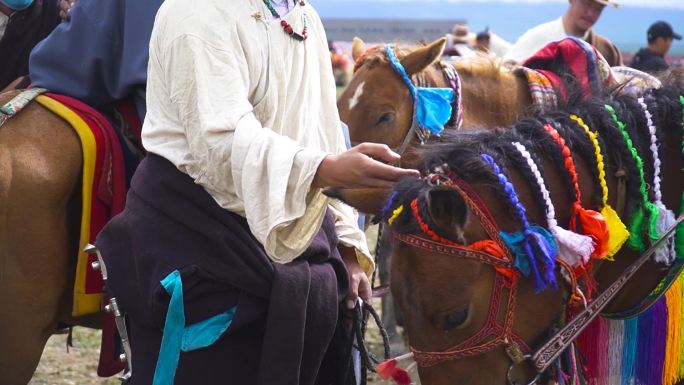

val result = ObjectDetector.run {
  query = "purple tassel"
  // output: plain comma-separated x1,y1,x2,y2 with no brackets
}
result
648,298,668,385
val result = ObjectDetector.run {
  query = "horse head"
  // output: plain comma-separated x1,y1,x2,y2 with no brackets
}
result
338,38,532,165
328,143,569,385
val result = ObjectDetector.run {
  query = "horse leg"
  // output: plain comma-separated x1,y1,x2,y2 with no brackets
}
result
0,100,82,384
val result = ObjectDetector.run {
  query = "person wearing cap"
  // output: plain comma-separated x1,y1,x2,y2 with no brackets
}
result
630,21,682,73
0,0,61,90
505,0,623,66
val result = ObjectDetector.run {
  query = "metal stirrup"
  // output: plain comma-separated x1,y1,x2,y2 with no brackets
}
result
84,244,133,382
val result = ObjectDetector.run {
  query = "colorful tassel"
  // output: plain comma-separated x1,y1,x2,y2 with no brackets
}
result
605,104,660,252
663,276,683,385
481,153,559,290
512,141,594,267
377,352,414,385
620,317,638,385
570,114,630,258
542,123,610,259
608,320,624,385
637,98,677,264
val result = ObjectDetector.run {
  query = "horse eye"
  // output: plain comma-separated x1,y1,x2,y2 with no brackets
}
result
443,308,469,331
375,111,396,126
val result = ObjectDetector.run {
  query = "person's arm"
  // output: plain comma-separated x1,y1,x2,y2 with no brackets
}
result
160,31,416,263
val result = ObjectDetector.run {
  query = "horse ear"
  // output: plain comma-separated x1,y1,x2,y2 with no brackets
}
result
425,187,468,238
401,37,447,75
352,37,366,62
323,187,392,215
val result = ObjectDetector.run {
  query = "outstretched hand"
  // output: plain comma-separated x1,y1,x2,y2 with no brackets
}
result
312,143,420,189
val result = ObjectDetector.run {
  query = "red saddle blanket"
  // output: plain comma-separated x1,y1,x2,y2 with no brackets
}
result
35,93,138,376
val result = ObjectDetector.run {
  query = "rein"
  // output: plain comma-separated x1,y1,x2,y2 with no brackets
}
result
515,215,684,383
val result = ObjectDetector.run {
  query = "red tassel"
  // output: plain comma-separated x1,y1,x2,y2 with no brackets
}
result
392,368,412,385
376,359,397,380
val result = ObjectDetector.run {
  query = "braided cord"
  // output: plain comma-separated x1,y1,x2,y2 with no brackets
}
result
570,115,609,207
637,98,663,203
511,142,556,228
604,104,659,249
480,154,531,231
542,123,583,211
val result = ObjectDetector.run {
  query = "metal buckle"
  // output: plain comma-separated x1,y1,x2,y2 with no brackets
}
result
85,244,133,382
506,355,540,385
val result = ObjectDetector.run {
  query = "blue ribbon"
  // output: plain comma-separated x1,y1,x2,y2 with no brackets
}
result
153,270,236,385
385,45,455,136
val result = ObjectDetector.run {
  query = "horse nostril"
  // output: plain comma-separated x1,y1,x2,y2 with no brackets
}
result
375,111,396,126
443,307,469,331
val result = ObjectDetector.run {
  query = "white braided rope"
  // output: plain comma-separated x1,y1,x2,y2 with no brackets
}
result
637,97,662,202
511,142,595,266
512,142,556,227
637,97,677,264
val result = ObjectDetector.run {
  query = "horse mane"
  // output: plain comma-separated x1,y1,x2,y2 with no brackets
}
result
384,83,683,239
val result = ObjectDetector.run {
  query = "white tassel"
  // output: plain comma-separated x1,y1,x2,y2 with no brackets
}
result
654,201,677,265
512,142,594,268
552,225,595,266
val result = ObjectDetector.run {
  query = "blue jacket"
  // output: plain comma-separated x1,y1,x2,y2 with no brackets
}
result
29,0,164,119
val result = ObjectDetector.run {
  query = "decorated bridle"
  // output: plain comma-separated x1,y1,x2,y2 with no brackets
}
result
379,159,684,385
393,167,533,369
352,45,463,156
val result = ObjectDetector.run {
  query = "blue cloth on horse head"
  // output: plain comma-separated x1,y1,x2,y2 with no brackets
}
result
385,45,454,136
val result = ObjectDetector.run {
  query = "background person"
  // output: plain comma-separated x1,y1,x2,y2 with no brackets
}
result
505,0,623,66
630,20,682,73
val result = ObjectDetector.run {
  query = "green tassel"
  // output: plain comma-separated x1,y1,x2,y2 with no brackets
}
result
629,208,646,252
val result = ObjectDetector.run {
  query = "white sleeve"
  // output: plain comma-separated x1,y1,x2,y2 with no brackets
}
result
163,33,330,263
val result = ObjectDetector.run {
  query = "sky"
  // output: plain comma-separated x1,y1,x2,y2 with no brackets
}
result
313,0,684,54
316,0,684,9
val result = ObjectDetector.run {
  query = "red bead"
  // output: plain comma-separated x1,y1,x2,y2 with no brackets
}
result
280,20,287,27
284,26,293,34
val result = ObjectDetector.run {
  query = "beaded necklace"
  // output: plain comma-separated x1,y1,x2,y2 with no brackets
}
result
262,0,308,41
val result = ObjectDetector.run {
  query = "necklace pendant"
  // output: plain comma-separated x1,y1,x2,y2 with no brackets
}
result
251,11,262,21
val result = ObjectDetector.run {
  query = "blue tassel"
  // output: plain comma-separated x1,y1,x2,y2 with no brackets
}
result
620,317,638,385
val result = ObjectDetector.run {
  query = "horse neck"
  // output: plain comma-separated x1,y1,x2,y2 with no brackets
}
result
455,62,532,129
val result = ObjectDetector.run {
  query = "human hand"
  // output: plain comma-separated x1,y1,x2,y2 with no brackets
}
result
339,246,372,310
312,143,420,189
58,0,76,20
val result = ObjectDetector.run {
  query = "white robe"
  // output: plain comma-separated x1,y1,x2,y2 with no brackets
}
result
142,0,373,274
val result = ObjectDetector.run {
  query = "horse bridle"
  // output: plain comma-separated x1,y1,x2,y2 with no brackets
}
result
352,46,463,157
396,173,534,369
394,170,684,384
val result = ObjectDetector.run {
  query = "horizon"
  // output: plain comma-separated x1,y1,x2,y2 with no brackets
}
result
314,0,684,55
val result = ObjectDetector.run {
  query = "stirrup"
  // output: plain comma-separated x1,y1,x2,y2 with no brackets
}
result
84,244,133,382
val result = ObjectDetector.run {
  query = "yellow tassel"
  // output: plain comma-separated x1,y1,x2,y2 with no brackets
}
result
664,276,682,385
570,114,629,259
388,205,404,225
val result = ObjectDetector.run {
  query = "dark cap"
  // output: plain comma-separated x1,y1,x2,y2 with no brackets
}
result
648,21,682,41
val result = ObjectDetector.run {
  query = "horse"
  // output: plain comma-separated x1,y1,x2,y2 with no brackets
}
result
337,37,681,315
331,56,684,384
0,89,98,385
332,79,684,385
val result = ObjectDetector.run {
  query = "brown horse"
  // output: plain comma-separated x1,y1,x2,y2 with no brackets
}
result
335,82,684,385
332,42,684,384
337,37,681,314
338,37,532,167
0,90,97,385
